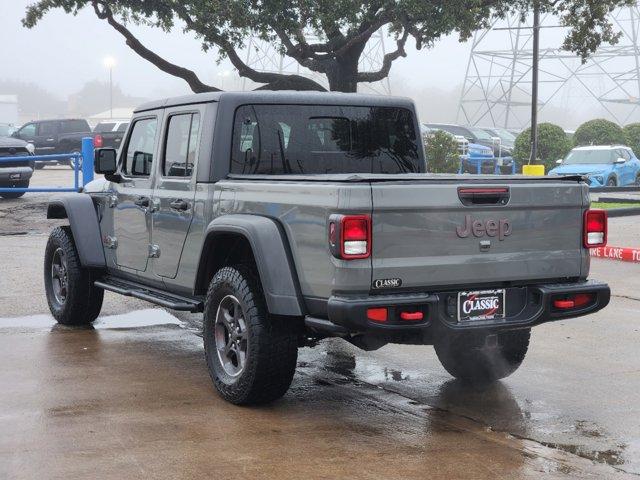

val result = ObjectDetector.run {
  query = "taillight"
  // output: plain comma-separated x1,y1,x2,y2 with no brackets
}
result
94,134,103,148
329,214,371,260
584,210,607,248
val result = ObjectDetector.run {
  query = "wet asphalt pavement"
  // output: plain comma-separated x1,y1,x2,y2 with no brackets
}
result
1,170,639,479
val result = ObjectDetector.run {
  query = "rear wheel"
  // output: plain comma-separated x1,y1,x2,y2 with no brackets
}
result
35,163,45,170
0,181,29,199
44,227,103,325
435,329,530,383
203,266,299,405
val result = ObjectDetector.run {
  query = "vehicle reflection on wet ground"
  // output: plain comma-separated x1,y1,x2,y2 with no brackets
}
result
0,301,638,479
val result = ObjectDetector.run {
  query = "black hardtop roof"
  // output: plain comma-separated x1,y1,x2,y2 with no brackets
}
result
134,90,416,113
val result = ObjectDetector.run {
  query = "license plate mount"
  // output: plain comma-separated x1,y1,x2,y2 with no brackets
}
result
457,289,506,322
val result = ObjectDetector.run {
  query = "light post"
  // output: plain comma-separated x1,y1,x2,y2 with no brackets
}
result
103,56,117,119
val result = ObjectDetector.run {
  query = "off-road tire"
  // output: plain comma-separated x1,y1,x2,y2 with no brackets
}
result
0,181,28,199
44,227,104,325
435,329,531,383
203,265,298,405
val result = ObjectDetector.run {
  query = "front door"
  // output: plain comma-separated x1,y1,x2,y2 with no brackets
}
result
113,116,159,272
151,111,201,279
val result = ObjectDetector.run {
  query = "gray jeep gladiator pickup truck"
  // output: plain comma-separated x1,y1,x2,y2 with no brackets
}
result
43,91,610,405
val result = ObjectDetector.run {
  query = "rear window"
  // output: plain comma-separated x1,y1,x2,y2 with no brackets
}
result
94,122,116,133
230,104,422,175
60,119,90,134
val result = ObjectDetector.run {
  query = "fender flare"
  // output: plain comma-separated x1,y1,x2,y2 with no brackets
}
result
199,215,304,317
47,194,106,268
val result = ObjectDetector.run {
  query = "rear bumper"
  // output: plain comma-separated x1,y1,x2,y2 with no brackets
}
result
325,280,610,334
0,166,34,183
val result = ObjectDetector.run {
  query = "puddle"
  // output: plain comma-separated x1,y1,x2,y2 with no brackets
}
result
0,308,184,330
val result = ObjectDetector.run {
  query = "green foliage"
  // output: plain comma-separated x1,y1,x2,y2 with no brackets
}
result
623,123,640,156
574,119,625,146
513,123,572,172
425,131,460,174
22,0,637,92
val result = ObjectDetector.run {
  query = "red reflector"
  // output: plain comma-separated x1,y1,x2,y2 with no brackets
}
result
400,311,424,321
554,299,575,310
554,293,595,310
343,216,369,241
94,134,103,148
574,293,594,307
367,308,387,323
584,210,607,248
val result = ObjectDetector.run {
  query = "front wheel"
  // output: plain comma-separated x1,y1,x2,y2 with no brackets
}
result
0,181,28,199
44,227,103,325
607,177,617,187
68,150,82,170
203,266,299,405
435,329,530,383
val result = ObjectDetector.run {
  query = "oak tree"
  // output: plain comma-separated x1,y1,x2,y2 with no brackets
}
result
23,0,636,93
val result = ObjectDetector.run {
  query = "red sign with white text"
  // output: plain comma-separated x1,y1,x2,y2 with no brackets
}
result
590,246,640,263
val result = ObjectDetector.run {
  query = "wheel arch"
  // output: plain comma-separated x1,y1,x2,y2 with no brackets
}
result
195,215,304,317
46,194,106,268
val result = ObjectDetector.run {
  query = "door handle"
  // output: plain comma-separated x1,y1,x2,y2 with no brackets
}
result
169,199,190,211
134,196,151,208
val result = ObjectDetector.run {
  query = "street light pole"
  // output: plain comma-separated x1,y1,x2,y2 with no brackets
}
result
103,56,117,119
529,0,540,165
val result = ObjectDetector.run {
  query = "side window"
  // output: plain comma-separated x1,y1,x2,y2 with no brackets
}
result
163,113,200,177
18,123,36,138
117,123,129,133
38,122,59,136
231,106,260,174
124,118,158,177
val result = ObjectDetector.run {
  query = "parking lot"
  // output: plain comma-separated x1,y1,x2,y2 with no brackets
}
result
0,168,637,479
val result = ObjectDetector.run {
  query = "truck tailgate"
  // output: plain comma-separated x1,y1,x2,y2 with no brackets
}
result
371,181,588,289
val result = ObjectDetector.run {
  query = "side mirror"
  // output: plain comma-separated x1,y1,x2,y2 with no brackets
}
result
95,148,117,174
556,159,563,164
614,157,626,164
10,131,19,138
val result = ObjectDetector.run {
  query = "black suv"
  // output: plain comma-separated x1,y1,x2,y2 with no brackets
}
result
12,119,91,169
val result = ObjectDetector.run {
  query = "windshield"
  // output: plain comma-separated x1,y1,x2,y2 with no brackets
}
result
231,104,423,175
490,128,516,142
467,127,493,141
564,149,616,165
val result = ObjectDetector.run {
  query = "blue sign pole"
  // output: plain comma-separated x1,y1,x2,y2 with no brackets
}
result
81,137,94,186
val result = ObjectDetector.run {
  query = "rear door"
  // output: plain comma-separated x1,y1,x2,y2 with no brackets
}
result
150,109,201,279
371,180,587,290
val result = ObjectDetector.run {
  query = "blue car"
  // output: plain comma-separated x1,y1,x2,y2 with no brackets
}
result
549,146,640,187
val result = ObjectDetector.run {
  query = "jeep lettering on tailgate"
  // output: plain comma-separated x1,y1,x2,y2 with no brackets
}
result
456,215,512,240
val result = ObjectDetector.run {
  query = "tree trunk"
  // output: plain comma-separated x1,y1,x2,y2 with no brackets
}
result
326,47,364,93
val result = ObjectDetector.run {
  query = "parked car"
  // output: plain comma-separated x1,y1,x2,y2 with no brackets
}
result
479,127,517,150
43,91,610,405
0,123,18,138
549,145,640,187
93,121,129,150
0,137,35,199
11,118,91,169
424,123,514,158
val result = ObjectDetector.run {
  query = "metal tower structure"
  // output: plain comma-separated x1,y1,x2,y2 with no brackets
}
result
242,30,392,94
457,5,640,129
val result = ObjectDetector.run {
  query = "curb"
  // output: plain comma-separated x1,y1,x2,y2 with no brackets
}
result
607,208,640,218
590,246,640,263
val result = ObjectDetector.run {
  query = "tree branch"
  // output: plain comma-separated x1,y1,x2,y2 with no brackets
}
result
357,28,409,83
91,1,219,93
